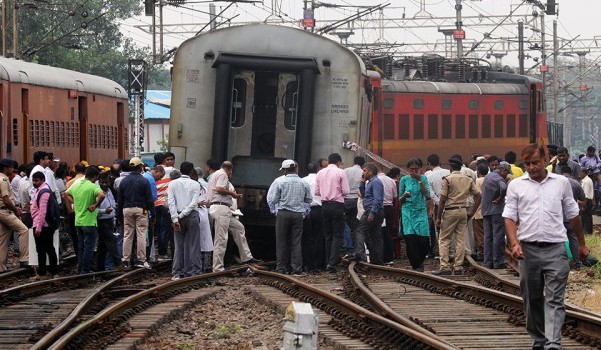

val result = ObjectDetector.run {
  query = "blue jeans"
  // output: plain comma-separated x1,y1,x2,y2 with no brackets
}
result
77,226,98,274
343,223,355,253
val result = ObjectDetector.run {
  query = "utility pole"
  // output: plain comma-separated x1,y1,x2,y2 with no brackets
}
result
2,0,6,57
12,1,18,59
552,20,559,128
518,21,524,75
540,12,546,114
455,0,464,81
128,60,148,157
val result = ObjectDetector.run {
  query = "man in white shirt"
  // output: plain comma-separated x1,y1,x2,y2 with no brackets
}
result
302,162,325,271
167,162,201,279
425,154,450,258
580,168,594,235
343,156,365,254
29,151,61,204
503,143,589,350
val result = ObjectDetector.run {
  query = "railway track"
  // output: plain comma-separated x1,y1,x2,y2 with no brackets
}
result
0,255,77,290
351,262,601,349
34,264,455,350
0,261,172,349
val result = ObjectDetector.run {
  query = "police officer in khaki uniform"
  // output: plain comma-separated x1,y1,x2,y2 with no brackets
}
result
433,157,481,275
0,159,29,271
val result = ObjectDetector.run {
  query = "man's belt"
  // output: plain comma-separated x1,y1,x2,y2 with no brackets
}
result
444,206,466,211
211,201,231,207
521,241,561,248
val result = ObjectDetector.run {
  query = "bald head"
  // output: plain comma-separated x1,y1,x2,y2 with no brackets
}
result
221,161,233,170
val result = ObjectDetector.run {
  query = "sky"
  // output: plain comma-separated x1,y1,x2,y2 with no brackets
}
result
119,0,601,68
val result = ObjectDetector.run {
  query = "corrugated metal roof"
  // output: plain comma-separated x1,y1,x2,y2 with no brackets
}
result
0,57,128,99
145,90,171,120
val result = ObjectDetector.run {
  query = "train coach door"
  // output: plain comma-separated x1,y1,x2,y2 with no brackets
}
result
274,73,298,159
250,72,279,157
229,71,299,159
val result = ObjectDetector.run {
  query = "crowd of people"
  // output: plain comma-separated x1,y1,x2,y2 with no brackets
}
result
1,143,600,349
0,151,262,280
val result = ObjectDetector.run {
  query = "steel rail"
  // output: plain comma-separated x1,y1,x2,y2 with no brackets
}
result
466,255,601,319
251,267,457,350
31,262,172,350
47,266,249,350
360,262,601,344
346,261,451,343
0,270,117,305
0,255,77,289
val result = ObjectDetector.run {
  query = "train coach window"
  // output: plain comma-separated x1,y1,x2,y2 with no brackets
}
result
442,99,452,109
455,115,465,139
519,114,528,137
413,99,424,109
29,120,34,147
383,113,395,140
494,100,504,110
469,114,479,138
12,119,18,146
519,100,528,110
383,98,394,109
482,115,491,138
398,114,409,139
428,114,438,139
231,78,246,128
283,81,298,131
442,115,452,139
414,114,424,140
494,115,504,138
537,91,544,112
469,100,479,110
507,115,516,137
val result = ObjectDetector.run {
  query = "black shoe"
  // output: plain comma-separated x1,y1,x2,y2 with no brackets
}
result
326,265,337,273
431,269,452,276
243,258,263,264
493,263,507,269
19,262,29,268
453,269,464,275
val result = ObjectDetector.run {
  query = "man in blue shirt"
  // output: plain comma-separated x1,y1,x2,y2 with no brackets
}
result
353,163,384,265
267,160,313,275
117,157,155,268
481,161,511,269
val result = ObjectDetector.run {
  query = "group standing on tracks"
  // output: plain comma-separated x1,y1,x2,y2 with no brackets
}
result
1,142,601,349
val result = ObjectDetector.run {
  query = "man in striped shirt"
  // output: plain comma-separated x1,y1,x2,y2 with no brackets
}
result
155,155,173,260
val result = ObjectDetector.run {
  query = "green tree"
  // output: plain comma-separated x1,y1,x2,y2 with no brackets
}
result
9,0,170,89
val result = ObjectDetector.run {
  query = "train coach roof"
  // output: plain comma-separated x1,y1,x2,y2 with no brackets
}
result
382,80,529,95
0,57,128,99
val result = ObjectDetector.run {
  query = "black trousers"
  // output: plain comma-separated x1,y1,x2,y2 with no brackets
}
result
344,198,359,247
382,205,395,262
96,219,121,271
67,212,78,258
33,226,58,276
275,210,304,274
321,201,345,267
302,206,325,270
582,199,593,234
354,210,384,264
405,234,430,270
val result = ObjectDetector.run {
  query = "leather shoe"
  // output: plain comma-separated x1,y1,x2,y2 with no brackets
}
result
431,269,452,276
243,258,263,264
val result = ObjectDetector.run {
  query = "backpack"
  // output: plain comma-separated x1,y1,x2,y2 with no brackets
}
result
36,188,62,231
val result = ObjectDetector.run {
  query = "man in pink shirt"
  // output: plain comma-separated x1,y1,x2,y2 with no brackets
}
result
315,153,350,272
31,171,58,280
